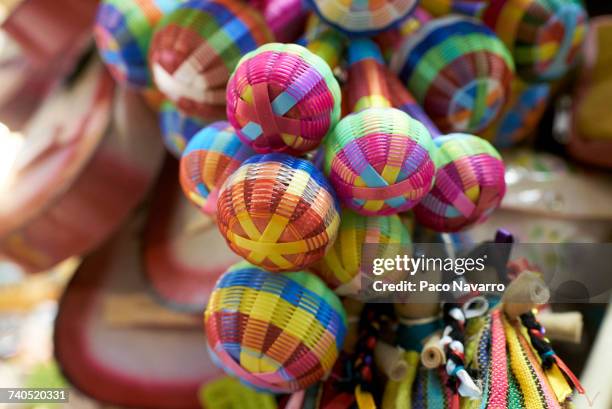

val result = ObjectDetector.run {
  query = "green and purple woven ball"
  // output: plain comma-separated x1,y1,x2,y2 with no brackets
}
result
205,262,347,393
306,0,418,35
180,121,255,214
324,108,437,216
94,0,183,89
390,16,515,134
226,43,342,155
149,0,273,121
414,133,506,232
159,100,207,157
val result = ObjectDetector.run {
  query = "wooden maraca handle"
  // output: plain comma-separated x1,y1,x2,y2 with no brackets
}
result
103,294,199,328
538,311,583,344
502,271,550,320
420,333,446,369
375,341,409,381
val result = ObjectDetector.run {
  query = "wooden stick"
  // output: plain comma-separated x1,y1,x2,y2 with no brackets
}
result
421,332,445,369
538,311,583,344
502,271,550,320
342,298,364,354
374,341,409,381
103,293,200,328
394,302,441,320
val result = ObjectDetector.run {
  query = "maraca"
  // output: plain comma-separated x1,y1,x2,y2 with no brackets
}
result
226,25,344,155
180,121,256,214
306,0,419,35
310,208,411,293
390,15,514,134
386,68,506,232
149,0,274,121
216,153,341,272
159,100,208,158
324,38,437,216
205,262,347,393
94,0,183,89
480,79,550,148
420,0,587,82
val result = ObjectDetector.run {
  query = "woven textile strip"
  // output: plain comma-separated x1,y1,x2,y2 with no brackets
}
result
413,133,506,232
179,121,255,214
486,310,508,408
217,154,340,272
150,0,272,120
310,208,411,291
306,0,418,35
160,100,207,157
226,43,341,155
391,16,514,133
205,264,347,393
503,315,561,409
95,0,181,88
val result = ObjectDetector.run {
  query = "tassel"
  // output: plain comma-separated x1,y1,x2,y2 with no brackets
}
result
520,311,585,395
440,303,482,398
355,386,377,409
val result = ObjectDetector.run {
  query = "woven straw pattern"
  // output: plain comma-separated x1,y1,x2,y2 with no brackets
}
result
306,0,418,35
180,121,255,214
414,133,506,232
149,0,273,121
160,100,208,158
391,16,514,134
481,0,587,82
216,153,340,272
205,262,347,393
324,108,437,216
310,209,411,291
480,79,550,148
226,43,341,155
95,0,181,89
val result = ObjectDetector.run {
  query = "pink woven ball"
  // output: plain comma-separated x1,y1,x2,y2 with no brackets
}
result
414,133,506,232
226,43,342,155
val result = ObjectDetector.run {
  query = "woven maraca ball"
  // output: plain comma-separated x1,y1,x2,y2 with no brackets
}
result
160,101,208,157
205,262,347,393
481,0,587,82
306,0,418,35
180,121,255,214
390,16,514,134
226,43,341,155
324,107,436,216
480,80,550,148
414,133,506,232
310,209,411,293
94,0,182,89
149,0,273,121
216,153,340,272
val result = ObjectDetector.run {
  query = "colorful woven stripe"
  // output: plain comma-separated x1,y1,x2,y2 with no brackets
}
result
480,79,550,148
487,309,509,407
226,43,341,155
216,153,340,272
310,208,411,292
205,262,347,393
306,0,418,35
391,16,514,134
159,100,207,157
503,315,561,409
150,0,273,121
179,121,255,214
481,0,587,82
414,133,506,232
94,0,182,89
420,0,487,17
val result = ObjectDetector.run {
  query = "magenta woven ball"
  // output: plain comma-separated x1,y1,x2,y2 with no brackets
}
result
226,43,342,155
414,133,506,232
